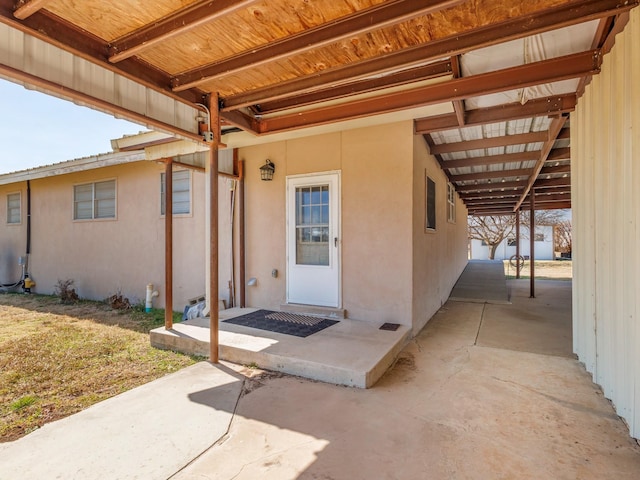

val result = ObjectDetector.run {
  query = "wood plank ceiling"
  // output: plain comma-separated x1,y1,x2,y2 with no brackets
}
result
1,0,637,215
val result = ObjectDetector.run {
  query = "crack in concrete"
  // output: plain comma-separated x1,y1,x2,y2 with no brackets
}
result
491,376,620,420
168,376,247,479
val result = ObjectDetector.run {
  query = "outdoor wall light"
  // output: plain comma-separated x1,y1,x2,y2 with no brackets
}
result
247,277,257,286
260,159,275,181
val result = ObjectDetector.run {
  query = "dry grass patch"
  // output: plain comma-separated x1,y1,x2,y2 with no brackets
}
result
503,260,572,280
0,293,201,442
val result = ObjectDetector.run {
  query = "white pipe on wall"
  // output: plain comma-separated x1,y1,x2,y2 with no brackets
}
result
145,283,159,312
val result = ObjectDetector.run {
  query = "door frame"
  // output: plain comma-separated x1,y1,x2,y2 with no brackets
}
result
285,170,341,308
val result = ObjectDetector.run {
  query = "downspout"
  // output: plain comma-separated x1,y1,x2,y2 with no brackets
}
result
23,180,34,293
238,160,246,308
515,210,521,279
529,191,535,298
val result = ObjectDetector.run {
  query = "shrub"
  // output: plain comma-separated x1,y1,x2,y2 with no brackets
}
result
54,279,79,304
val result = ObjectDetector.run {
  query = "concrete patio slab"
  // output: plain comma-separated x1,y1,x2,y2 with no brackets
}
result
449,259,511,304
3,280,639,480
174,281,640,480
150,309,411,388
0,362,244,480
477,279,573,357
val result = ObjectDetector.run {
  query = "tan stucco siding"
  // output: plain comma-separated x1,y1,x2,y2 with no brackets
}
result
341,123,413,324
240,121,468,329
0,161,233,311
411,135,469,335
0,184,28,284
572,6,640,439
240,123,414,324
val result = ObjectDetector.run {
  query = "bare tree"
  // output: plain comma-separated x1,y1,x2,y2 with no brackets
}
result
469,210,568,260
468,215,515,260
554,219,572,254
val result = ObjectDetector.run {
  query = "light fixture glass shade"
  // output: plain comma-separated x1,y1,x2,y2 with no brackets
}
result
260,159,275,181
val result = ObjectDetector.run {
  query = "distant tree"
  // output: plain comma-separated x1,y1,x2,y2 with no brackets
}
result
554,219,572,254
468,215,515,260
469,210,567,260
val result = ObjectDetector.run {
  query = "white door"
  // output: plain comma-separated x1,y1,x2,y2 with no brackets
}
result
286,172,340,307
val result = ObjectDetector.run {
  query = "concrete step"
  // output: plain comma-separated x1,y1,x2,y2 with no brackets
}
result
150,309,410,388
279,303,346,319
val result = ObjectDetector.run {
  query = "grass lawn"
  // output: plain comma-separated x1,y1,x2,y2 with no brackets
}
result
503,259,572,280
0,293,202,442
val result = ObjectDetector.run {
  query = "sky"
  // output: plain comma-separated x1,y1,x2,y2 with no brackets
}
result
0,79,146,175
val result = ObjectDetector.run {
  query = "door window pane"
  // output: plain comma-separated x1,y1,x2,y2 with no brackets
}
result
295,184,330,266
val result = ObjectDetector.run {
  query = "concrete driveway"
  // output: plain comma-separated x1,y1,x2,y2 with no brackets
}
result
2,280,639,479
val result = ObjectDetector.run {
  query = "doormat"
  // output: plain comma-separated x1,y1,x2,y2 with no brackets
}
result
379,322,401,331
223,309,339,338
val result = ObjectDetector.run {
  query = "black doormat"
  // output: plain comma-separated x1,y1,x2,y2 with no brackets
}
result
379,322,401,331
223,309,339,338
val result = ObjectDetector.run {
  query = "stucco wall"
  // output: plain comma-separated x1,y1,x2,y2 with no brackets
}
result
240,123,414,325
572,7,640,439
412,136,468,334
0,161,234,311
0,184,27,284
240,121,468,330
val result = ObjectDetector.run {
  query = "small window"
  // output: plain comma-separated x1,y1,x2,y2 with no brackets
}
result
425,175,436,231
161,169,191,215
507,238,517,247
74,180,116,220
7,193,20,224
447,182,456,223
534,233,545,242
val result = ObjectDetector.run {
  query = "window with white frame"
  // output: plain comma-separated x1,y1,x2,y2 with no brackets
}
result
161,169,191,215
7,192,20,224
425,174,436,231
74,180,116,220
447,182,456,223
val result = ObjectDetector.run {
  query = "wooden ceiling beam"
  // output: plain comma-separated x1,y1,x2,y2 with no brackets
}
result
251,60,452,114
171,0,465,91
451,169,531,183
455,180,527,191
12,0,51,19
430,131,548,154
557,127,571,140
530,201,572,210
441,151,540,170
469,208,518,216
460,190,523,200
260,50,599,134
108,0,258,63
514,116,567,211
451,164,570,183
547,147,571,161
465,191,571,206
415,95,576,134
220,110,260,134
470,199,571,214
455,176,570,193
534,177,571,188
450,55,466,126
219,0,635,110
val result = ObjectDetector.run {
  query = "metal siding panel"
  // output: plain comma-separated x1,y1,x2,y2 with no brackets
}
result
629,8,640,439
573,8,640,439
0,22,200,138
114,75,146,115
